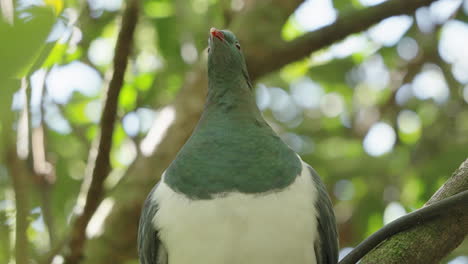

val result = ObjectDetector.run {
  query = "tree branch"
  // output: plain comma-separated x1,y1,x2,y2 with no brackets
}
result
64,1,139,263
8,149,30,264
354,159,468,264
340,188,468,263
248,0,439,79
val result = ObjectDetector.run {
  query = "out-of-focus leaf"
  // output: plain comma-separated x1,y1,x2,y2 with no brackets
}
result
281,17,303,41
135,73,154,91
366,212,383,237
153,17,183,70
166,74,182,94
65,101,91,124
402,176,425,206
42,43,68,68
398,128,421,144
379,46,400,69
334,0,363,11
309,57,356,84
112,124,126,150
0,6,56,78
280,59,309,83
65,47,83,63
86,126,98,141
144,1,174,18
44,0,64,16
119,84,138,111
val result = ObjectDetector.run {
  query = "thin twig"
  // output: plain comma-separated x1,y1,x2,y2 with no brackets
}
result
63,0,140,263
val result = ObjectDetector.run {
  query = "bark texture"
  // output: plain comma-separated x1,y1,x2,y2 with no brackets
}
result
361,159,468,264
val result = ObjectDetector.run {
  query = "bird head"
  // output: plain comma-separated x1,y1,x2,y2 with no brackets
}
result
207,28,251,88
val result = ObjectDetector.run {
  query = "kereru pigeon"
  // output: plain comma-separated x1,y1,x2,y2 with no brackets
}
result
138,28,339,264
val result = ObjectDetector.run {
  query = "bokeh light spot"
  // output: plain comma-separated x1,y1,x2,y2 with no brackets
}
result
363,122,396,156
383,201,406,225
294,0,337,31
368,15,413,46
397,37,419,61
412,64,449,104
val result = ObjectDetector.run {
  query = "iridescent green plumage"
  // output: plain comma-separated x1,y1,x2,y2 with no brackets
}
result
165,29,301,199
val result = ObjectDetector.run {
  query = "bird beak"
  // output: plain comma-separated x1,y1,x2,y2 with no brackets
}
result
210,27,224,42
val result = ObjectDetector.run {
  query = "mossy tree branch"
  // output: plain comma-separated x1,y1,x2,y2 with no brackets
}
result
359,159,468,264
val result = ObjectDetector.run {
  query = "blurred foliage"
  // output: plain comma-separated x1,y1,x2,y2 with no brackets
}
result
0,0,467,263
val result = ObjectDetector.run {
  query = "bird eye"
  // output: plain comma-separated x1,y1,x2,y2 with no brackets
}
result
235,42,241,50
207,47,210,53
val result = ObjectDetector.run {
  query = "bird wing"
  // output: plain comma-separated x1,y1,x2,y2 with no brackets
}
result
307,165,339,264
138,183,167,264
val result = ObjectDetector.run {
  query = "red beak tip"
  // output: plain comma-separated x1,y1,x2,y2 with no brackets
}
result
210,28,224,41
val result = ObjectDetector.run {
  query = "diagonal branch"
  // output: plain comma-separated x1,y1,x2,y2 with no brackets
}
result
355,159,468,264
8,149,30,264
63,0,140,263
248,0,439,79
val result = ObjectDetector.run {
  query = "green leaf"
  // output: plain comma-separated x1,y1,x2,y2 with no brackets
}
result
144,1,174,18
309,57,356,84
42,43,69,68
281,17,303,41
0,6,57,78
135,73,154,91
119,84,138,111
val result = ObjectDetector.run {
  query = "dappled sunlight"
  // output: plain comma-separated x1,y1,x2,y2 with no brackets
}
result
338,247,354,261
383,202,407,225
88,37,115,66
396,37,419,61
290,77,324,109
448,256,468,264
86,198,115,238
114,139,137,167
88,0,123,13
84,100,102,123
181,42,198,64
395,84,414,106
294,0,336,31
320,92,345,118
368,15,413,47
363,122,396,156
255,84,270,111
334,202,353,224
358,55,390,90
412,64,450,104
281,132,314,155
334,180,355,201
46,61,103,104
397,110,422,144
122,111,140,137
430,0,463,24
439,20,468,84
140,106,176,156
330,35,373,59
44,102,72,134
